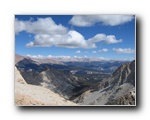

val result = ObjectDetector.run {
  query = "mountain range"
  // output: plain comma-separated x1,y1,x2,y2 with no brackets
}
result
15,54,135,105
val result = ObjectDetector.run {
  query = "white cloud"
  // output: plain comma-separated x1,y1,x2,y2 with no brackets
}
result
15,17,67,35
26,30,95,48
69,15,134,27
26,54,45,59
26,54,110,61
76,50,81,53
112,48,135,53
92,51,97,53
47,55,52,58
15,19,26,34
105,35,122,44
15,17,122,49
26,42,34,47
98,57,109,60
26,54,71,59
88,34,122,44
98,48,108,52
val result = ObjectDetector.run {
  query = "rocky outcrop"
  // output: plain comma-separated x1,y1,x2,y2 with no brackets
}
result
111,60,135,86
105,88,135,105
18,68,82,99
96,60,135,90
74,60,135,105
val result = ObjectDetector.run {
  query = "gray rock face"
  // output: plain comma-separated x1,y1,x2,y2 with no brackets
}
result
74,60,135,105
15,67,77,106
111,60,135,86
19,69,81,99
105,87,135,105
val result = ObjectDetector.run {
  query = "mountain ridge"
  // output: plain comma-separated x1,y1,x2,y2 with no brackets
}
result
73,60,135,105
15,54,135,105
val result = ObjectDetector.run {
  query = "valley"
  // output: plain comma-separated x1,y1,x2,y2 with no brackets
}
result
15,54,135,105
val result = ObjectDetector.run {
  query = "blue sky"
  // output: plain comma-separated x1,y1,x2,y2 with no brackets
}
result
15,15,135,60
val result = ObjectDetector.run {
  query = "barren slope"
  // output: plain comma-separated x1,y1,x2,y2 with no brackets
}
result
15,54,24,64
15,67,77,106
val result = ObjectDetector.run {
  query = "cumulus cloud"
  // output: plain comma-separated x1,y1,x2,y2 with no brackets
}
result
15,17,67,35
112,48,135,53
26,30,95,48
98,48,108,52
69,15,134,27
15,17,123,49
88,34,122,44
26,42,34,47
76,50,81,53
